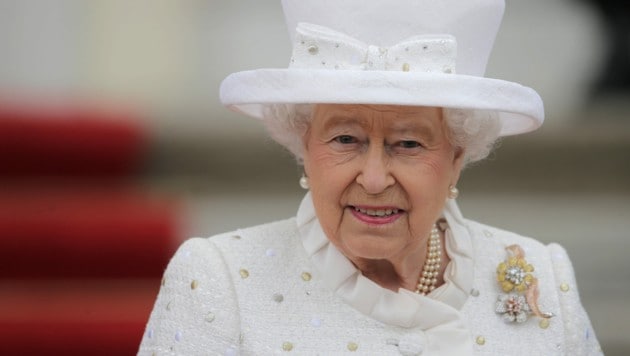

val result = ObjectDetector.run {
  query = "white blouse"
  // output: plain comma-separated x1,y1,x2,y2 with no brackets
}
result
297,193,473,354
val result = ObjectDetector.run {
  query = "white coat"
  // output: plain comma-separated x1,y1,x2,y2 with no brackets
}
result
139,193,601,355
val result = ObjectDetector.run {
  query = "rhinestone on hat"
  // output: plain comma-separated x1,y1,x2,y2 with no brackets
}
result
273,293,284,303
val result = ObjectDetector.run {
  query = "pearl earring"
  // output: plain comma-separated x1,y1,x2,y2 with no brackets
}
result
299,174,310,190
448,185,459,199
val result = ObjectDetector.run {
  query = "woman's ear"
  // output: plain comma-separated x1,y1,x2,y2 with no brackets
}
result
451,147,466,185
300,124,315,178
300,130,310,170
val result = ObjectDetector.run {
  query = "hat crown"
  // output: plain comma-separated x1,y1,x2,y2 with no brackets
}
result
282,0,505,76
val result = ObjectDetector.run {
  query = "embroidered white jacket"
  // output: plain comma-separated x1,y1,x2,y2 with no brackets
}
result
139,194,601,355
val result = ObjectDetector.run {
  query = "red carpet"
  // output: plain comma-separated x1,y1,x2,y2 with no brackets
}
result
0,186,179,279
0,279,160,355
0,99,180,355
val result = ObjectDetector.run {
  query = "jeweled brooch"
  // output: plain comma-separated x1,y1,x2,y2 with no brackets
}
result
495,244,554,323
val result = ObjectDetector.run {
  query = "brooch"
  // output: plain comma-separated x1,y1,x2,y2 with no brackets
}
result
495,244,554,323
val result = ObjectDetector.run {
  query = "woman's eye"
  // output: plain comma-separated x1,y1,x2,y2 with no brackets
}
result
399,140,421,149
334,135,357,144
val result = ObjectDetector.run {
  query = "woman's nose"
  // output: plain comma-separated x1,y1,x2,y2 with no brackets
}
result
355,144,395,194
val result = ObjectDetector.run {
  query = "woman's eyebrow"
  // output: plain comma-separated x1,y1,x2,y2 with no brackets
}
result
389,119,437,137
322,116,365,131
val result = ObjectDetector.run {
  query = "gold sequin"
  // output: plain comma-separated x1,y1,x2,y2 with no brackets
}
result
191,280,199,290
347,342,358,351
301,272,312,281
476,336,486,345
402,63,410,72
239,269,250,279
282,342,293,351
560,283,570,292
539,318,550,329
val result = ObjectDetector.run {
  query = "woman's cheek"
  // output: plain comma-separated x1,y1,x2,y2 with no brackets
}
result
409,152,453,178
312,147,359,168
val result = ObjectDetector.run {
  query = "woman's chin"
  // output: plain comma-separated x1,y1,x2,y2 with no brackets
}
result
342,236,401,261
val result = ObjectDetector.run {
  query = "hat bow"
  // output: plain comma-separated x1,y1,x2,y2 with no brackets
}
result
290,23,457,74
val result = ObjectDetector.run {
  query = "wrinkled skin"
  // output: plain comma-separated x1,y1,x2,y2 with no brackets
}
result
302,104,465,292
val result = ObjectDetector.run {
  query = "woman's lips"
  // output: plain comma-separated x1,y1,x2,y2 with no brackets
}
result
349,205,404,225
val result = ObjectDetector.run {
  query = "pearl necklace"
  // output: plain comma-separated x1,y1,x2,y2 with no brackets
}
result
415,224,442,295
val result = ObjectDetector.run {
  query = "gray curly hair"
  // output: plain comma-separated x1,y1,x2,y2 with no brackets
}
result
261,104,501,166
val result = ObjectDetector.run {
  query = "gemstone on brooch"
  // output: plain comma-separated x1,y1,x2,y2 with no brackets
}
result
496,253,534,293
495,293,531,323
495,244,553,325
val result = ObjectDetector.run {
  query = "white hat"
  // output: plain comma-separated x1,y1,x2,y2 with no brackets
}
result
220,0,544,136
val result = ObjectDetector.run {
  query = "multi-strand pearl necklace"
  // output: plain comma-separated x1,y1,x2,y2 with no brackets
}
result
415,224,442,295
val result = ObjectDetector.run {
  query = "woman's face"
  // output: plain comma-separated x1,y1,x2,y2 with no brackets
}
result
303,104,464,263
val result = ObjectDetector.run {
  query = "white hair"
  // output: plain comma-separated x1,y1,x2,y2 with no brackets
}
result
261,104,501,166
442,107,502,164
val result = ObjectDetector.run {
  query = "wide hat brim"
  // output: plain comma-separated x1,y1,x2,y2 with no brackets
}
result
220,69,544,137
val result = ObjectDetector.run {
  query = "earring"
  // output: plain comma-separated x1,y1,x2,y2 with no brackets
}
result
448,185,459,199
299,174,310,190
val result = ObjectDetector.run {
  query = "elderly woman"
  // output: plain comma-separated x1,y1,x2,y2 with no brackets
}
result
139,0,601,355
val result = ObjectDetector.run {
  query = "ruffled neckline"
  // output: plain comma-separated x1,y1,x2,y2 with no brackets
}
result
296,193,474,354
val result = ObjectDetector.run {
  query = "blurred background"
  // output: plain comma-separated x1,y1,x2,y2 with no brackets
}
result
0,0,628,354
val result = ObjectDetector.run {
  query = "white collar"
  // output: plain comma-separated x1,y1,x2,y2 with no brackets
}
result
296,192,474,354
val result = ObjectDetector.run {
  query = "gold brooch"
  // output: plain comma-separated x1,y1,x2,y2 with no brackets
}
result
495,245,554,323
